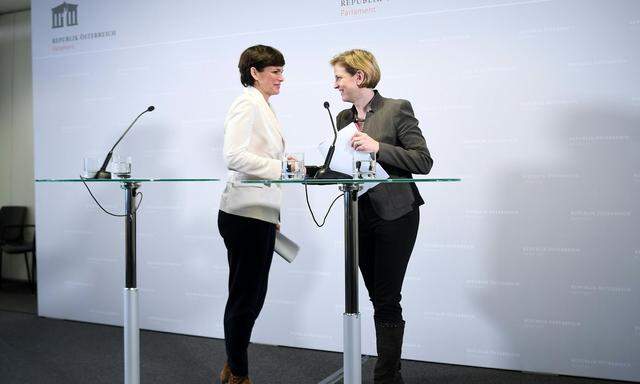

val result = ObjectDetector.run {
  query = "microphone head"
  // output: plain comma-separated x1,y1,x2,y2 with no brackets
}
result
147,106,155,112
323,101,330,109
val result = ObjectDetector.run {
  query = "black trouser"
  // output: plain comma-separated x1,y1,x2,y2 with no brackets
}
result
358,194,419,324
218,210,276,377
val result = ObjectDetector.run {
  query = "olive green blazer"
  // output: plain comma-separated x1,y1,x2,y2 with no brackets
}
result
336,90,433,220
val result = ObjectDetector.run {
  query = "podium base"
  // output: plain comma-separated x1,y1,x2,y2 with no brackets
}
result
343,313,361,384
124,288,140,384
306,165,351,179
94,170,112,179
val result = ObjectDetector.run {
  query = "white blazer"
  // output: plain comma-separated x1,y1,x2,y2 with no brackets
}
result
219,86,285,224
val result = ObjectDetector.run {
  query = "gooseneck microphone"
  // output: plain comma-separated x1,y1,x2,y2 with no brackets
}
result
93,106,155,179
323,101,337,132
313,102,351,179
320,102,337,172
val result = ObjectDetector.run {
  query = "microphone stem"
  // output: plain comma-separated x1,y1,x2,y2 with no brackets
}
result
324,107,338,147
94,108,151,178
109,110,148,154
320,104,338,173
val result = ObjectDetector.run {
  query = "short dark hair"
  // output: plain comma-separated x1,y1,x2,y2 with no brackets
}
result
238,45,285,87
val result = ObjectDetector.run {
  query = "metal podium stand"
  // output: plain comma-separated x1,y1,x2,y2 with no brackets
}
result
242,177,461,384
35,178,218,384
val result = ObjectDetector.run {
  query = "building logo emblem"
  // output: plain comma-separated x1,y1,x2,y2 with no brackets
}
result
52,2,78,29
340,0,391,18
49,1,117,53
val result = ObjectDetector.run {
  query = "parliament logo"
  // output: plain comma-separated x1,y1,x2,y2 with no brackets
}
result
340,0,391,17
49,1,116,52
52,2,78,29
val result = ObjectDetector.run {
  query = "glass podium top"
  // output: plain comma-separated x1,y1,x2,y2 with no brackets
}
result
241,177,461,185
35,178,219,183
35,177,459,184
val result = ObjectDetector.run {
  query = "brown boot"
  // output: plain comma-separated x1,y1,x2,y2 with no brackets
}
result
228,373,252,384
219,362,231,383
219,363,251,384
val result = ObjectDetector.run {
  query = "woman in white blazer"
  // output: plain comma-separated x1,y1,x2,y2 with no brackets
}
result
217,45,285,384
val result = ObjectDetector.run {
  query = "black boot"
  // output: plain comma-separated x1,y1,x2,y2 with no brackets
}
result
374,320,405,384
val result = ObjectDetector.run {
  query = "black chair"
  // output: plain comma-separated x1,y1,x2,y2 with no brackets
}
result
0,206,36,291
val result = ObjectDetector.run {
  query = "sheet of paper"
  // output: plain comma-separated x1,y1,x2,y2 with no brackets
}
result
275,231,299,263
318,123,389,196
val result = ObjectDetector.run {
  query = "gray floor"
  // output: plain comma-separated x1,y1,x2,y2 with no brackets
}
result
0,287,632,384
0,310,343,384
0,280,37,314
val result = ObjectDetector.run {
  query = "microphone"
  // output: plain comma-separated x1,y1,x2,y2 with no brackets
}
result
93,106,155,179
311,102,351,179
324,101,338,135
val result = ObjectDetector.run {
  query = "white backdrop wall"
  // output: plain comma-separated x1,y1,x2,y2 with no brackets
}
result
32,0,639,381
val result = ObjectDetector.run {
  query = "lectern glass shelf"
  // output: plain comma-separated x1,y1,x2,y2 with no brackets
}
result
242,176,461,384
36,177,218,182
242,177,461,185
35,177,218,384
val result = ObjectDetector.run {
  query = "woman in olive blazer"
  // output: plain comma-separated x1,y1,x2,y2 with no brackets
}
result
331,49,433,384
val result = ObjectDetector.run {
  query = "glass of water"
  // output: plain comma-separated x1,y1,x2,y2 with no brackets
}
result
111,155,132,178
281,152,305,180
352,151,376,179
83,157,99,178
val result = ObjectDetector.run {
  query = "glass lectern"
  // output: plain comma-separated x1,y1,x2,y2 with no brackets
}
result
35,178,218,384
242,177,461,384
36,177,459,384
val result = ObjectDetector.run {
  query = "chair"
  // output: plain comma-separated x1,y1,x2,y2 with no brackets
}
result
0,206,36,291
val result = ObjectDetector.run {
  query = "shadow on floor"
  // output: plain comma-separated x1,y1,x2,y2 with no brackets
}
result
0,279,36,314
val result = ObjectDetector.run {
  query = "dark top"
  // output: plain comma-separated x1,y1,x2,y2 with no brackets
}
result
336,90,433,220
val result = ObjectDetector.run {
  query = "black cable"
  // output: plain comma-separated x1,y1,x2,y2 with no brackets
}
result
79,175,143,217
304,184,342,227
80,175,126,217
135,192,143,213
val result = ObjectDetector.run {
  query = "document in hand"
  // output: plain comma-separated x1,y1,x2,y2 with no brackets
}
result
318,123,388,196
275,231,300,263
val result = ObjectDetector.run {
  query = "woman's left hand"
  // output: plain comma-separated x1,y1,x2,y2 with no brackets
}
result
351,131,379,153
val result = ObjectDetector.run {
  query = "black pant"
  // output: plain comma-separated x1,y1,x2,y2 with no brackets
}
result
218,210,276,377
358,193,419,324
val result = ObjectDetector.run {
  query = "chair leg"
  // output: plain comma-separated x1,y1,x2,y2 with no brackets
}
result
0,251,3,290
24,252,33,288
32,250,37,292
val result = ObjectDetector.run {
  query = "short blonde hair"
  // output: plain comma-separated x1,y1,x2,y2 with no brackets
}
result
330,49,381,88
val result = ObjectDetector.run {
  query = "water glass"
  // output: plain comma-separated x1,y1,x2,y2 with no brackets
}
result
83,157,99,178
281,152,305,180
352,151,376,179
111,155,132,178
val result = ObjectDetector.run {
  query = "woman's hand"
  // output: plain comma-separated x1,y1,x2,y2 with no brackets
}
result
286,155,305,174
351,131,379,153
